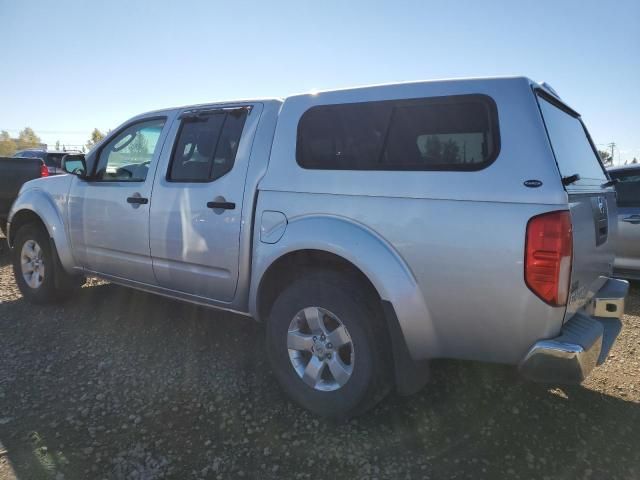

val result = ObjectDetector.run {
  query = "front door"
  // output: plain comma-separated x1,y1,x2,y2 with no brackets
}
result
68,117,171,284
149,104,262,302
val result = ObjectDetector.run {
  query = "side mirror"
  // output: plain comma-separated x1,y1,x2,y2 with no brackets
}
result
62,154,87,178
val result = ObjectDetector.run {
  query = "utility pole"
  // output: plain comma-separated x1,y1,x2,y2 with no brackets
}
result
607,142,616,165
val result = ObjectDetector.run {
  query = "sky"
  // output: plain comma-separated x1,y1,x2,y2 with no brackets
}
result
1,0,638,163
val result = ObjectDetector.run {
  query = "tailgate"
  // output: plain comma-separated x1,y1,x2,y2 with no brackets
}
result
536,90,616,319
0,157,44,216
565,190,617,318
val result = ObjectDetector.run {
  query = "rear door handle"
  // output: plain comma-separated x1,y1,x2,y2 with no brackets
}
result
622,215,640,224
127,196,148,205
207,201,235,210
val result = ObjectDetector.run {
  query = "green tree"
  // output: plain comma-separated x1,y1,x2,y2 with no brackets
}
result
0,130,17,156
442,139,460,164
127,133,149,157
86,128,106,151
424,135,442,161
16,127,41,150
55,140,61,150
598,149,613,166
632,157,638,164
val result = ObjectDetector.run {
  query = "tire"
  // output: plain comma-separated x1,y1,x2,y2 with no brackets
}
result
266,270,391,419
12,224,79,304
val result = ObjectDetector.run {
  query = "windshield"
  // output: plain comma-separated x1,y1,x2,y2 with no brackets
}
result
537,93,607,188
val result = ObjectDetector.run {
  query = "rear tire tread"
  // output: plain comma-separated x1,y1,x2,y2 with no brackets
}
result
266,269,391,419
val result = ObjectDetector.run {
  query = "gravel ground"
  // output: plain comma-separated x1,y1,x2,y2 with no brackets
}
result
1,239,639,480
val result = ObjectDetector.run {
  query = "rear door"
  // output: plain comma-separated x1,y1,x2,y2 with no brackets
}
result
536,91,616,318
149,104,261,302
609,169,640,276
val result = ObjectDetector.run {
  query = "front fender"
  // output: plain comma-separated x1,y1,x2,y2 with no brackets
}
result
8,186,76,273
250,214,437,360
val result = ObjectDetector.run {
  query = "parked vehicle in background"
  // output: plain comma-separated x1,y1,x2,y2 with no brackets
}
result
14,149,82,175
608,164,640,279
6,77,629,419
0,156,50,235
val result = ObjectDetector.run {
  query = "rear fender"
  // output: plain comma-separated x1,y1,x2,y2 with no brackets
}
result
250,214,437,359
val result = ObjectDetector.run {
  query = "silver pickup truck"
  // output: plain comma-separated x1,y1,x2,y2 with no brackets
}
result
7,77,629,418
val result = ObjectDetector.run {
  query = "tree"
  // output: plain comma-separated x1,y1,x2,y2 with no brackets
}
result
0,130,17,156
598,149,613,166
632,157,639,164
442,139,460,164
424,136,442,161
16,127,41,150
55,140,61,150
86,128,106,151
127,133,149,157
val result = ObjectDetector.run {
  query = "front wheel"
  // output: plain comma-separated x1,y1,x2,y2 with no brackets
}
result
12,224,80,304
266,270,391,419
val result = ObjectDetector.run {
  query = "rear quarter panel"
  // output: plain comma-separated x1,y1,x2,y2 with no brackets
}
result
257,77,570,363
254,192,567,363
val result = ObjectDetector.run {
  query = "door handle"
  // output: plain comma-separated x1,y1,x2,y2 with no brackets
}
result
127,196,148,205
622,215,640,224
207,201,235,210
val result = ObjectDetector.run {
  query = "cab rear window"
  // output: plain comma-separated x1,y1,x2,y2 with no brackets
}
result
44,153,64,167
296,94,500,171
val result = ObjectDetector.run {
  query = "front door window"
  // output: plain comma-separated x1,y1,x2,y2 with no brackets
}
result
95,119,166,182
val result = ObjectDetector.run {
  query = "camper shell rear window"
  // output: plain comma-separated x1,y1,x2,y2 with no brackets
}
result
536,90,608,188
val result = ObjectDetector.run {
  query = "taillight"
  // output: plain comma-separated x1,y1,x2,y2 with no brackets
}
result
525,210,573,306
40,164,49,177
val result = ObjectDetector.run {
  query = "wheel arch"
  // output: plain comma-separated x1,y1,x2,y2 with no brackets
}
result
256,249,380,323
8,189,76,273
250,215,437,393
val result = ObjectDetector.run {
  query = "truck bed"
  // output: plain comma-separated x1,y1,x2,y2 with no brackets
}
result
0,157,45,229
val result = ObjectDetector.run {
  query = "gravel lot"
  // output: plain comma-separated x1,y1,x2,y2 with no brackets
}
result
1,239,639,480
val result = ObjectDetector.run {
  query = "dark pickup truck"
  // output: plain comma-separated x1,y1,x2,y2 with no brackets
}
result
0,156,49,235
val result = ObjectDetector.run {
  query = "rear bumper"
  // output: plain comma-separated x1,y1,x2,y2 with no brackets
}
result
613,267,640,282
519,278,629,384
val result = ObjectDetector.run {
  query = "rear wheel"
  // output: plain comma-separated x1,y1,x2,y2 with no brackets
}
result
266,270,391,419
12,224,81,304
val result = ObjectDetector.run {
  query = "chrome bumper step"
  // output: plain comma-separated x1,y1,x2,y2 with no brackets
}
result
519,278,628,384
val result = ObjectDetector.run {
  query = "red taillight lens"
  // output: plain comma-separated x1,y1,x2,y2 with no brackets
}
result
40,164,49,177
525,210,573,306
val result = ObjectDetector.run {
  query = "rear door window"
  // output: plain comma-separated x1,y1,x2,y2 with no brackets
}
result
168,109,248,182
296,94,499,171
537,93,607,187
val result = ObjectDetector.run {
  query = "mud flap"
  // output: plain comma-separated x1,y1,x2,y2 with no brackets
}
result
382,300,430,396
